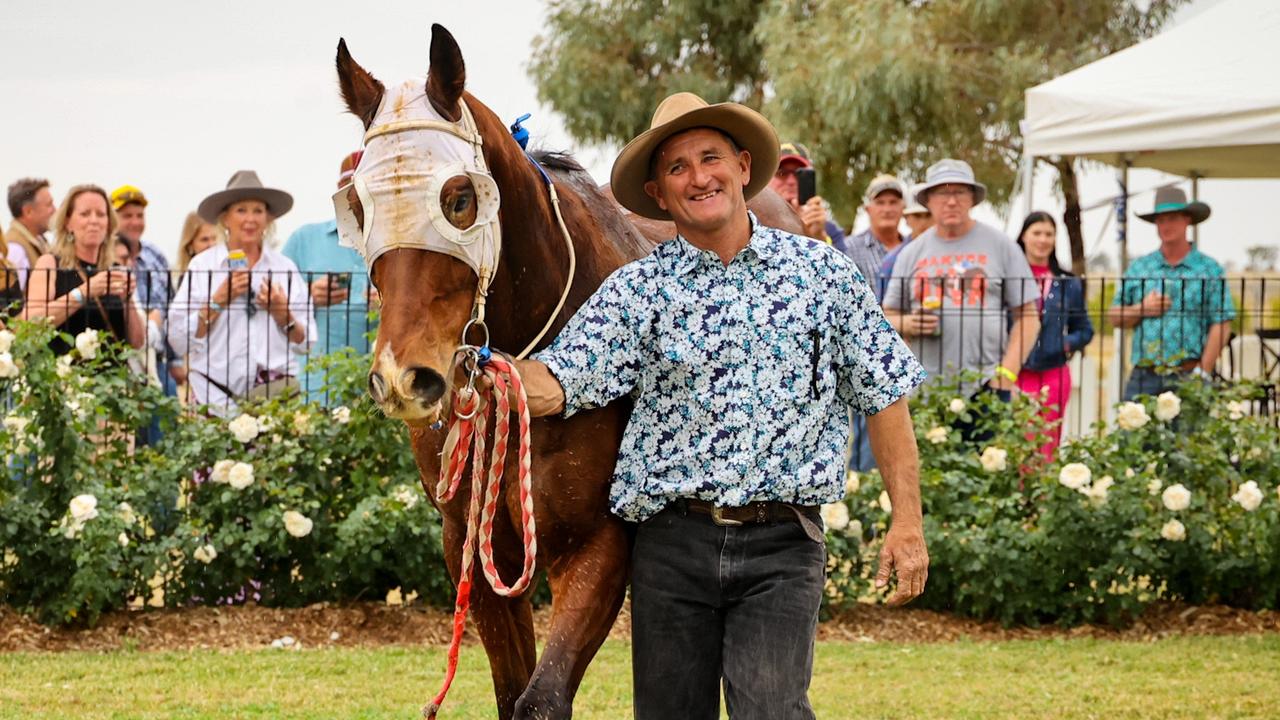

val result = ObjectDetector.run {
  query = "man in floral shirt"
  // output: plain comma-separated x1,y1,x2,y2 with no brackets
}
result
517,92,928,720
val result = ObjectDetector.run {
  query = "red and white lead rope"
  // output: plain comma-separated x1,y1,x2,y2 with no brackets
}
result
424,355,537,719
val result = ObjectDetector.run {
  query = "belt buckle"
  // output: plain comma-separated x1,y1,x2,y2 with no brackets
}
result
710,505,743,527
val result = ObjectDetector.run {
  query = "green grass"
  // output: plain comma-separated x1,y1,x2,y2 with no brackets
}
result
2,636,1278,718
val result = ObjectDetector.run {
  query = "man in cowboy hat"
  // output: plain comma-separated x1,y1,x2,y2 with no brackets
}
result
517,92,928,719
1107,186,1234,399
283,151,378,402
883,158,1040,400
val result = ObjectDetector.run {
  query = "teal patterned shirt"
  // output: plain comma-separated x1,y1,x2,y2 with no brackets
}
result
536,213,926,522
1113,248,1236,367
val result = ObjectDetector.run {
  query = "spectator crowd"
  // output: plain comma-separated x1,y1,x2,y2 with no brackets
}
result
0,142,1238,463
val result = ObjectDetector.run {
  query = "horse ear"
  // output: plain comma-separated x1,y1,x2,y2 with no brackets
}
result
426,24,466,121
336,38,384,129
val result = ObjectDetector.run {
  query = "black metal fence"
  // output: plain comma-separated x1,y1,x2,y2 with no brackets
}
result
6,268,1280,431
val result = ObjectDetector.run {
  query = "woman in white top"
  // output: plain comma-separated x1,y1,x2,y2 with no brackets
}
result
168,171,316,411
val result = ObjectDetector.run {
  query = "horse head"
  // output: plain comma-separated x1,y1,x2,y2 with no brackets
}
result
335,25,506,425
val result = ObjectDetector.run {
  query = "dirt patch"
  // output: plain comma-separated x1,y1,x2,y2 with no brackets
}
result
0,602,1274,653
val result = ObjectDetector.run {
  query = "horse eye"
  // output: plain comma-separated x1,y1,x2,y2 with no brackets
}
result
440,176,478,230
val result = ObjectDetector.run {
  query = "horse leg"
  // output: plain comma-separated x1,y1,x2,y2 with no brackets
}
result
513,520,630,719
440,516,537,720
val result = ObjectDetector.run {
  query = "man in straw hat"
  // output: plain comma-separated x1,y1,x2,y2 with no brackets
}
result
1107,186,1234,400
517,92,929,718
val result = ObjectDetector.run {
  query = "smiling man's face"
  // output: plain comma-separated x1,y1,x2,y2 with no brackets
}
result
644,127,751,238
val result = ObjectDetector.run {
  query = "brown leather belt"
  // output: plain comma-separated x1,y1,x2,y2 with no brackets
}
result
681,498,813,527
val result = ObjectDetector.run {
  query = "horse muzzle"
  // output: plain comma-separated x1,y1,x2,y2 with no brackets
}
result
368,364,447,424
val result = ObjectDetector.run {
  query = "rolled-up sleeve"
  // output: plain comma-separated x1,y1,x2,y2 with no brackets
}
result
535,268,649,418
832,263,926,415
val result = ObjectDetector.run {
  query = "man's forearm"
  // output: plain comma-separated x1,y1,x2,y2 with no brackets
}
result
1001,308,1040,374
866,398,922,528
1106,304,1144,329
515,359,566,418
1199,321,1232,372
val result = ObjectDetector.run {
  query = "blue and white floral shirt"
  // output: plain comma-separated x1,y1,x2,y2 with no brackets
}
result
536,213,925,522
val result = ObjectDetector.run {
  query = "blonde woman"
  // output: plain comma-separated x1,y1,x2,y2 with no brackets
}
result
173,211,220,279
168,171,315,410
26,184,145,355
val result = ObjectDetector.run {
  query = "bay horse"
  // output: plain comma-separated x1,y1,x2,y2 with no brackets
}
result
335,24,804,719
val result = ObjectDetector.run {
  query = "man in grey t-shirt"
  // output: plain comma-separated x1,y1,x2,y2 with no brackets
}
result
883,160,1040,391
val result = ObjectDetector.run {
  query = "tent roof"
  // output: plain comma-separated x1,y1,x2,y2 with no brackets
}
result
1023,0,1280,178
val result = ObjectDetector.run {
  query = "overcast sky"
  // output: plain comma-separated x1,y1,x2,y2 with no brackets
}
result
3,0,1273,270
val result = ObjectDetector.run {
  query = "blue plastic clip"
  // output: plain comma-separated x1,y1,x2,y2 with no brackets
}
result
509,113,532,150
476,344,493,367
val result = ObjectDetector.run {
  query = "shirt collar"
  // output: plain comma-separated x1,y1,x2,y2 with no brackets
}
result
857,227,905,249
667,211,776,275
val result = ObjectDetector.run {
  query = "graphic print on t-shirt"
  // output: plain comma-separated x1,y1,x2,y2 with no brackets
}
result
909,253,990,307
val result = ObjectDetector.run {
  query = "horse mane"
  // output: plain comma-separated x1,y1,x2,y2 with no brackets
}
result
529,148,655,262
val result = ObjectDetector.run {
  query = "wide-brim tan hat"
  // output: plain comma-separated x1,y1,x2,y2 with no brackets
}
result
610,92,779,220
198,170,294,224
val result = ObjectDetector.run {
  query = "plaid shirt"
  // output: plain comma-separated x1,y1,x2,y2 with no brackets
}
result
842,228,907,300
537,213,925,522
1113,248,1236,367
134,241,172,314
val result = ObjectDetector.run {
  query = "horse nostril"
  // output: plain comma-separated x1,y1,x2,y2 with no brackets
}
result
368,371,388,404
408,367,446,405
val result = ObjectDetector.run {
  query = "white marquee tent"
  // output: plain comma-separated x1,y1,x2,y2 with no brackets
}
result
1023,0,1280,179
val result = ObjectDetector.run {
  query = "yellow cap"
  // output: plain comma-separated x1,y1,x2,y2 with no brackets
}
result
110,185,148,210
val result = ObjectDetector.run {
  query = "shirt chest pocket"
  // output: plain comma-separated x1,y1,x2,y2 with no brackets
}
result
754,325,834,403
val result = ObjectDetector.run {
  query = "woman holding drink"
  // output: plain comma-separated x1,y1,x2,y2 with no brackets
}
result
168,171,315,410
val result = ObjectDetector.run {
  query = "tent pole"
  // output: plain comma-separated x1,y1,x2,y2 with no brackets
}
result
1023,154,1034,217
1191,173,1201,248
1119,160,1131,273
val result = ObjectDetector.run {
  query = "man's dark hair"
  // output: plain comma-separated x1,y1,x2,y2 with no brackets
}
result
7,178,50,219
648,127,743,182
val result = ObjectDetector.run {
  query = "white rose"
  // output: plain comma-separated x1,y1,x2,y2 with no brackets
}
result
1083,475,1115,506
228,413,260,444
282,510,313,538
3,414,30,437
1147,478,1164,496
1154,392,1181,422
63,518,84,539
925,426,948,445
878,490,893,514
948,398,966,414
69,494,99,522
979,446,1008,473
1162,483,1191,512
820,502,850,532
227,462,254,490
331,406,351,424
292,411,314,436
392,485,419,509
210,459,235,484
1231,481,1264,512
74,329,100,360
257,415,275,432
1124,468,1136,479
1116,402,1150,431
117,532,130,548
1160,518,1186,542
1226,401,1246,421
1058,463,1092,490
55,355,74,379
0,352,18,379
116,502,137,526
0,329,13,354
847,518,864,541
193,544,218,564
844,471,860,495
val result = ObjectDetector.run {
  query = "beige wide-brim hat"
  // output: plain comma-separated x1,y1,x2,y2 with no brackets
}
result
198,170,294,224
610,92,779,220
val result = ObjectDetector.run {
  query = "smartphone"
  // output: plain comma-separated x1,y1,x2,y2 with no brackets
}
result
330,272,352,290
795,167,816,205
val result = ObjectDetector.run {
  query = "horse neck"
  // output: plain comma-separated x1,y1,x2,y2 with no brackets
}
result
481,145,629,356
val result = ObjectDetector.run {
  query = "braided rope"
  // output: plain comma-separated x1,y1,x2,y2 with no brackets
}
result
424,356,537,719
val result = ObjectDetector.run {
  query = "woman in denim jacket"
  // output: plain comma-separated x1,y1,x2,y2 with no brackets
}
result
1014,212,1094,458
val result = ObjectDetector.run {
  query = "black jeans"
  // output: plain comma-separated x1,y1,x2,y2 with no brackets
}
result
631,504,825,720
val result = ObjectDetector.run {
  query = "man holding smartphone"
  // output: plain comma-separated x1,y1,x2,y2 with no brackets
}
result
282,151,378,401
767,141,847,252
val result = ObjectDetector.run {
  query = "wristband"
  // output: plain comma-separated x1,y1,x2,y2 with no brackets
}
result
70,288,85,305
995,365,1018,383
208,300,225,313
282,319,297,335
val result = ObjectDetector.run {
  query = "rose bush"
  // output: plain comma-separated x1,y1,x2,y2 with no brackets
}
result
819,371,1280,627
